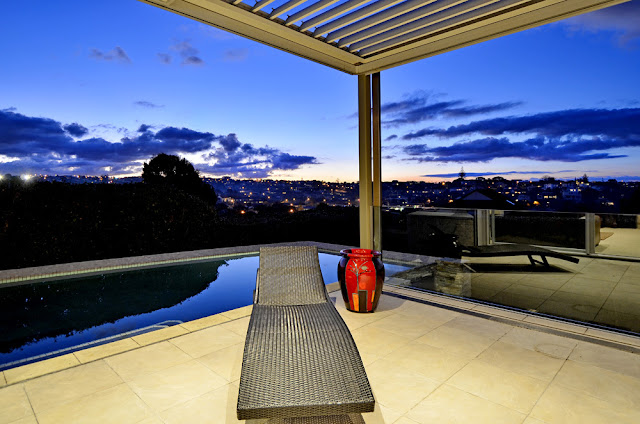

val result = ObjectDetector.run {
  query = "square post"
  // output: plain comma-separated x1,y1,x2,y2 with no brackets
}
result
372,72,382,252
358,74,373,249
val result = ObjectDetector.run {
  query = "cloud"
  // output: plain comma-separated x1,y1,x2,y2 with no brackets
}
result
379,91,521,127
0,109,317,178
170,41,204,66
223,48,248,62
133,101,164,108
402,136,640,163
90,46,131,63
563,1,640,46
402,108,640,140
422,170,581,178
157,53,172,64
63,123,89,138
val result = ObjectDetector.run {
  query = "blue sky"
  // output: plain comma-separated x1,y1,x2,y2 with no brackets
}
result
1,0,639,182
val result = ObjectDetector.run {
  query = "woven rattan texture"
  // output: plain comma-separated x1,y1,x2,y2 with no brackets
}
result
237,303,375,419
267,414,366,423
257,246,328,306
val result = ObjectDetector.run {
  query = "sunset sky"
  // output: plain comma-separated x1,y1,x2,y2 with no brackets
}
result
1,0,639,182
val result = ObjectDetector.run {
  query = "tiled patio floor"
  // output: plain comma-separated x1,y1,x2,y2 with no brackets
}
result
2,288,640,424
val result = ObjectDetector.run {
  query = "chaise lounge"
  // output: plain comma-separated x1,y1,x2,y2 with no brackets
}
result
237,246,375,420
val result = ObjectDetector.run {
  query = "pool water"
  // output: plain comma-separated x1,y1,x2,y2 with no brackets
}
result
0,252,409,370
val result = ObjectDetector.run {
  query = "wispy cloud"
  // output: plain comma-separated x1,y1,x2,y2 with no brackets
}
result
0,109,317,178
157,53,172,64
133,101,164,109
422,170,581,178
402,108,640,140
562,0,640,47
170,40,204,66
363,91,522,127
223,48,248,62
90,46,131,63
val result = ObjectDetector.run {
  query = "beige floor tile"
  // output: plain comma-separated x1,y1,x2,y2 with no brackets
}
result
559,276,617,298
531,383,640,424
180,313,231,332
134,417,165,424
221,305,253,320
569,341,640,380
132,325,189,346
159,385,232,424
469,276,515,292
0,372,5,387
440,314,511,340
415,325,496,359
392,417,420,424
351,325,413,357
536,299,599,322
601,295,640,316
366,313,439,340
373,403,403,424
406,384,525,424
4,354,80,385
74,338,140,363
478,341,565,382
127,360,227,413
35,383,153,424
612,283,640,294
25,360,123,414
579,261,629,283
381,341,469,382
448,360,547,413
553,360,640,408
366,359,440,414
502,283,556,299
517,273,574,290
490,291,548,311
197,343,244,382
522,417,548,424
169,325,244,359
392,302,460,324
499,327,577,359
338,308,394,331
546,290,607,307
105,341,192,381
0,384,32,424
219,316,251,336
592,308,640,333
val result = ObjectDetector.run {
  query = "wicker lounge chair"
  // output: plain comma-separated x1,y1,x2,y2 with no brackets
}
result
461,243,580,266
237,246,375,420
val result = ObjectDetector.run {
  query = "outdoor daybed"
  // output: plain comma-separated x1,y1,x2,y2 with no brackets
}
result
237,246,375,420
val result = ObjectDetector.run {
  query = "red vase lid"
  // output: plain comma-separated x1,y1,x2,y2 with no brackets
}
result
340,248,382,258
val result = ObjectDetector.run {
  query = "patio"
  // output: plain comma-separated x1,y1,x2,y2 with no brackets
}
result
2,281,640,424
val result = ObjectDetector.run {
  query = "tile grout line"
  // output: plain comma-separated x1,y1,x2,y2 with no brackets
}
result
22,383,41,424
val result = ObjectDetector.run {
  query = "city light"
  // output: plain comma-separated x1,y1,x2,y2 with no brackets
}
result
21,174,31,181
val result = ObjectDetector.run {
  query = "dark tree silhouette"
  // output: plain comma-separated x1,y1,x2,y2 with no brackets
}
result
142,153,217,204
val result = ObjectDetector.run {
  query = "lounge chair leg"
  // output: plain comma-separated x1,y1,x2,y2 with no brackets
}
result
541,255,549,266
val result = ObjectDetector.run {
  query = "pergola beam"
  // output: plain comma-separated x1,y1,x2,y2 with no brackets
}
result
314,0,404,40
299,0,370,32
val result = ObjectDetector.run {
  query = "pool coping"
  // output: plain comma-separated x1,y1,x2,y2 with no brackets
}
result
2,280,640,388
2,242,640,388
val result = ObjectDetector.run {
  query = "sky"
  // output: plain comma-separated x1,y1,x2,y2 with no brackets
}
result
1,0,639,182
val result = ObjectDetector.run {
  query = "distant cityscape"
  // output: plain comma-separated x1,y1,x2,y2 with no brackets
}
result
12,173,640,213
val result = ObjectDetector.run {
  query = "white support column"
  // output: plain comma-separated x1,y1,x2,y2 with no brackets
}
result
358,74,373,249
372,72,382,252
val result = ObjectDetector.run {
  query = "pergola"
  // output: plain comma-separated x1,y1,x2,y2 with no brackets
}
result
139,0,628,250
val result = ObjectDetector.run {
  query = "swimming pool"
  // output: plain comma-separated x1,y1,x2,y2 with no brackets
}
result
0,252,410,370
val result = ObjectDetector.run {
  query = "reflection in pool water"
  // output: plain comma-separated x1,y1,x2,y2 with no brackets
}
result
0,252,409,370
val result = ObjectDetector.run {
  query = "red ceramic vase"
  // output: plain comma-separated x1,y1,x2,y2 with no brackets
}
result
338,249,385,313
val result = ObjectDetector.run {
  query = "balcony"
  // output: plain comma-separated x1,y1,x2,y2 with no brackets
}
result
1,243,639,423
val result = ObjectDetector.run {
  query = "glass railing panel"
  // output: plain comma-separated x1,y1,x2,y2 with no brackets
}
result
494,210,588,251
595,213,640,258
